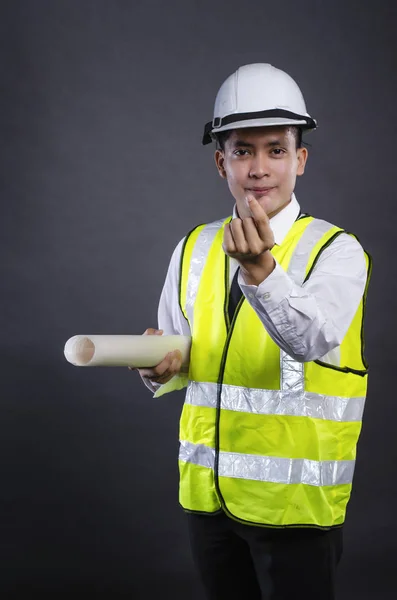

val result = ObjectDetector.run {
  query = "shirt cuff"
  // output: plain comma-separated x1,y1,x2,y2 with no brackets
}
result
238,260,294,313
142,375,161,394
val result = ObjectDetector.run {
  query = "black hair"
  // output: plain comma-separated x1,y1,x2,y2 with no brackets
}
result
215,125,303,151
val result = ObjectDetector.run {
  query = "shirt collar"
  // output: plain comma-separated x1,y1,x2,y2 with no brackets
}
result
232,193,301,245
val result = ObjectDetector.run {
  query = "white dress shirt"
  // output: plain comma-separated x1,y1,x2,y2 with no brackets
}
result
143,194,368,394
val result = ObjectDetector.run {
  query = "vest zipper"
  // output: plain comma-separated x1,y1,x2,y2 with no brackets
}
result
214,293,245,510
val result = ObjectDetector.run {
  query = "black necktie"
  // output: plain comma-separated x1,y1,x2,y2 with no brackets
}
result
228,267,243,325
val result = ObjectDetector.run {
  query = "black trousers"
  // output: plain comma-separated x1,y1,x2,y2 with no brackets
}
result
187,511,343,600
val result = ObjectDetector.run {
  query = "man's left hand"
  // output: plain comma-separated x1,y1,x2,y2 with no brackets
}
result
222,194,276,286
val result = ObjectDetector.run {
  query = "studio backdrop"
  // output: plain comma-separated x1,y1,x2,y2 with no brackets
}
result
0,0,396,597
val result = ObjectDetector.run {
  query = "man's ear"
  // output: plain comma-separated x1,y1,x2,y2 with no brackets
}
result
296,147,308,176
214,149,227,179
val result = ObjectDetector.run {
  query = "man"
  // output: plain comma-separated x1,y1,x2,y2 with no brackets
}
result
132,64,371,600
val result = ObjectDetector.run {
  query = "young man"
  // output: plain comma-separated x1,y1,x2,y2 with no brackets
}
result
133,64,371,600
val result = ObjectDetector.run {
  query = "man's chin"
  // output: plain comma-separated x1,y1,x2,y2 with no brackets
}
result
257,195,276,215
259,192,293,212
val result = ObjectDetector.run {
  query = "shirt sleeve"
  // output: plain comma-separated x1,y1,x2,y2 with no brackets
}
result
157,237,191,337
237,233,368,363
141,237,191,393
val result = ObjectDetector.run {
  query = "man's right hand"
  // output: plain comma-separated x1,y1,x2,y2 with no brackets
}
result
128,328,183,385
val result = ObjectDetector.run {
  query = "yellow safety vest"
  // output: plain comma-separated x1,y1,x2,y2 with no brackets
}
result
177,214,372,529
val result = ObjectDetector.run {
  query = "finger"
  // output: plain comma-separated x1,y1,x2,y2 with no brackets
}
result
140,350,180,380
241,217,263,254
165,355,183,378
172,351,183,372
153,371,173,384
170,357,180,375
155,350,183,382
172,349,183,363
143,328,163,335
152,351,175,376
149,356,181,384
246,195,272,239
222,223,237,253
139,358,169,379
230,219,249,254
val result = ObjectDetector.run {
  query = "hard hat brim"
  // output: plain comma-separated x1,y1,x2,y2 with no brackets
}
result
202,109,317,145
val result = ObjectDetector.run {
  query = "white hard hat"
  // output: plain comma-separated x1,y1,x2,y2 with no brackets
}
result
202,63,317,145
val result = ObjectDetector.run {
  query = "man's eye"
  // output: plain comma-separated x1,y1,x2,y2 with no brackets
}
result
233,149,249,156
271,148,285,156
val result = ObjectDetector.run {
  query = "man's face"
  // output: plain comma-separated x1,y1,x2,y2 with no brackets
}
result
214,126,308,219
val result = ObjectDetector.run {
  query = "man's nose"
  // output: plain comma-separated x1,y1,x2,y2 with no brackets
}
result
249,154,270,178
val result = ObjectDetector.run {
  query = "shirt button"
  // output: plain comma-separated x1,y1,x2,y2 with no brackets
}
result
248,292,254,299
263,292,271,300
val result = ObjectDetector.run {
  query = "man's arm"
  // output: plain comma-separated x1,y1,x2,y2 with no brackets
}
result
238,232,367,362
156,237,191,338
140,237,190,393
224,194,368,364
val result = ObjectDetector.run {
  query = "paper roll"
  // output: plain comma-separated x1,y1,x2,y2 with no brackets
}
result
64,334,191,368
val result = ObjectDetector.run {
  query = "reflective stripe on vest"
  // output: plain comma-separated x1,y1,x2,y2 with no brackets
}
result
279,218,342,395
180,440,355,486
286,218,336,284
183,381,365,422
185,218,227,329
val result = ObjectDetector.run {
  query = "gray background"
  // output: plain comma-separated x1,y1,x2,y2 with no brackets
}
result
1,0,396,597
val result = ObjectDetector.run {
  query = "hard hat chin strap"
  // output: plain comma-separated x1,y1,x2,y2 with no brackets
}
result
202,109,317,145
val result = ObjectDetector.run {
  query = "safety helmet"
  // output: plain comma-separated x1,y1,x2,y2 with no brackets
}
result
202,63,317,145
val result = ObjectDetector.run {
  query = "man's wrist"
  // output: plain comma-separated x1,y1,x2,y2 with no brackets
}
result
239,251,276,286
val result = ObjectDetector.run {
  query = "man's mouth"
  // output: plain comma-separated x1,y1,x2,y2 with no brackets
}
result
246,187,276,197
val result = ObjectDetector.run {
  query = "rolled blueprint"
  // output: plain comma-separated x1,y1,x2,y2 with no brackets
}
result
64,335,191,368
